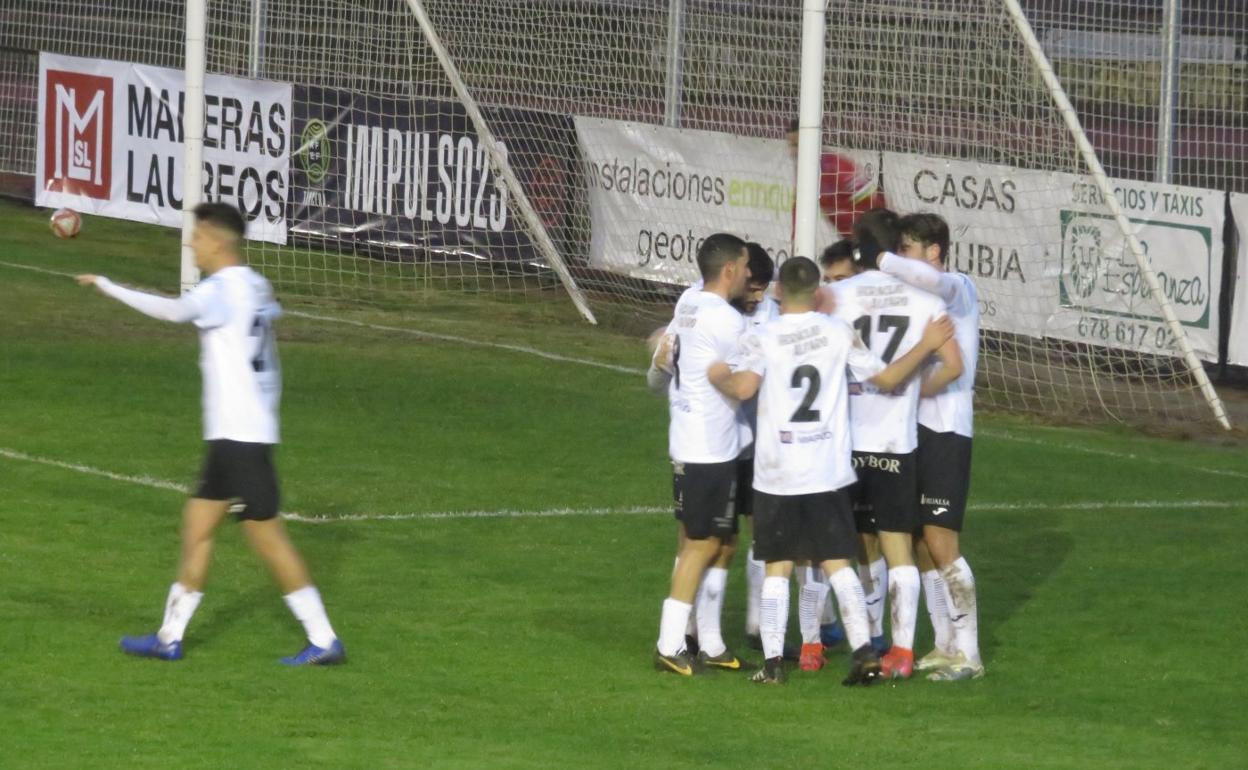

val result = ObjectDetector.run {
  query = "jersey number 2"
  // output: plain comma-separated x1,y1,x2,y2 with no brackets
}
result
789,365,821,423
250,316,276,373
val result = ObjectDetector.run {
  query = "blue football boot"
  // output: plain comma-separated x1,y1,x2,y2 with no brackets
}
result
120,633,183,661
281,638,346,666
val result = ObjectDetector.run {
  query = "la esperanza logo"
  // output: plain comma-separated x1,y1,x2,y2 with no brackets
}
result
44,68,113,200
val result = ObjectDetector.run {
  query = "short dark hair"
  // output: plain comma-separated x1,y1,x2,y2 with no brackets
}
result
786,117,800,134
193,202,246,239
851,207,900,268
696,233,747,282
819,238,856,268
744,242,775,286
899,212,951,266
778,256,820,299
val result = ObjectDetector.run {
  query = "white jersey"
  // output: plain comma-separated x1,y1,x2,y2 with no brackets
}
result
740,312,886,495
196,267,282,443
878,253,978,437
831,271,947,454
96,266,282,443
737,293,780,455
666,290,746,463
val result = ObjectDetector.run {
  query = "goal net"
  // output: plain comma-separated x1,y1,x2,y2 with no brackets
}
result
1,0,1241,428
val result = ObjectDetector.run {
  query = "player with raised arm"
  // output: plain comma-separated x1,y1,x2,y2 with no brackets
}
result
879,212,984,681
829,209,963,680
76,202,344,666
652,233,752,676
708,257,953,685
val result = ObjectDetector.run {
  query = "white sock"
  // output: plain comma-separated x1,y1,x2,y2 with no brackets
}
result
687,575,703,640
887,565,920,652
798,568,829,645
819,583,838,626
283,585,337,648
657,598,693,656
157,582,203,644
921,568,956,655
828,567,870,651
695,567,729,657
862,557,888,638
941,557,981,664
745,546,765,636
760,576,790,661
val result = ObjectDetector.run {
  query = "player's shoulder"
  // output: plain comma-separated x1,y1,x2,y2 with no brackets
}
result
951,271,978,307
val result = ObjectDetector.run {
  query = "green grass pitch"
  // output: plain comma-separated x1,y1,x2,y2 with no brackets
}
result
2,199,1246,769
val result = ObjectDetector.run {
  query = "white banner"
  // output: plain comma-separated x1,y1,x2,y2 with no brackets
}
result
575,117,846,285
881,152,1223,361
1229,193,1248,365
36,52,290,244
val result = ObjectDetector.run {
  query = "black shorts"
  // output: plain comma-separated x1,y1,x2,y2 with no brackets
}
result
753,488,857,563
672,460,738,540
917,425,972,532
732,457,754,517
849,450,919,534
194,440,281,521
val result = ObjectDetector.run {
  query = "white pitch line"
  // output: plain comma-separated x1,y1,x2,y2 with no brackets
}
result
283,506,670,523
5,258,1243,482
2,446,1240,523
0,260,644,376
979,429,1248,480
284,309,645,375
0,260,79,279
0,447,190,493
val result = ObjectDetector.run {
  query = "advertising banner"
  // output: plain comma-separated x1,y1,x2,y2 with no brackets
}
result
881,152,1223,361
289,85,577,266
36,52,290,244
575,116,848,286
1228,193,1248,365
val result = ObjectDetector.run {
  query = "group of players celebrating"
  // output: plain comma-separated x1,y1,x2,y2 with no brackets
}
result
647,209,983,685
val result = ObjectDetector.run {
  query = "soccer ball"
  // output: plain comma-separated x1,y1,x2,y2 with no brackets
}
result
50,208,82,239
819,153,886,238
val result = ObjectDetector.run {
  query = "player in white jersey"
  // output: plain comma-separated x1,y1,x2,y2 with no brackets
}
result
733,244,782,654
76,203,344,666
829,209,963,680
819,238,857,285
649,245,812,665
653,233,752,676
708,257,953,685
879,212,983,680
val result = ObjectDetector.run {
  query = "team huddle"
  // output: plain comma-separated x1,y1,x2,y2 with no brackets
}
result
648,209,984,685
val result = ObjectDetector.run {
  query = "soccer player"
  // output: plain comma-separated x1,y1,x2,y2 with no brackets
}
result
708,257,953,685
735,243,779,653
829,208,963,680
819,239,858,284
650,242,777,663
879,212,984,681
653,233,752,675
76,202,344,666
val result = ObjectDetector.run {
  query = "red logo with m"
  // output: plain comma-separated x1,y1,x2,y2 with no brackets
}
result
44,69,113,199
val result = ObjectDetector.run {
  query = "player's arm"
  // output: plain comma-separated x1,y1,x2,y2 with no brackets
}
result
707,362,761,401
76,275,206,324
645,327,675,395
920,337,965,397
707,330,764,401
867,316,954,391
878,252,961,306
